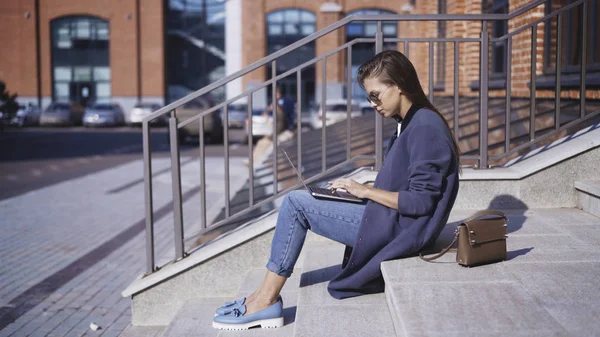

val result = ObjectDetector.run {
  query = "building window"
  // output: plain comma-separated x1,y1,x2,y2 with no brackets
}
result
345,9,397,102
483,0,509,78
544,0,600,74
436,0,447,90
51,16,110,105
166,0,226,102
266,9,316,108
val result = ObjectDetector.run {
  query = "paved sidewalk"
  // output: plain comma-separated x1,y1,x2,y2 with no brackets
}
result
0,156,248,337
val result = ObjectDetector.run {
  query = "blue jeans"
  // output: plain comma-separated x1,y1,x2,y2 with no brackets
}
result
266,190,366,277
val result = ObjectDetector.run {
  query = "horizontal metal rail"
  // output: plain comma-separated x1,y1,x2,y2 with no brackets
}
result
177,38,374,129
142,0,597,276
491,0,585,42
489,109,600,161
142,0,547,124
183,154,375,239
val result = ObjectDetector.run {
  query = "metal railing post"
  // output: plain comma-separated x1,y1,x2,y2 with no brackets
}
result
272,62,278,193
453,41,459,144
580,0,587,118
142,120,155,274
321,58,327,173
296,71,303,184
199,113,206,229
505,37,512,153
555,13,562,129
223,104,231,217
429,41,434,103
247,95,255,206
479,21,489,169
375,21,384,170
169,110,185,260
346,45,352,161
530,25,537,141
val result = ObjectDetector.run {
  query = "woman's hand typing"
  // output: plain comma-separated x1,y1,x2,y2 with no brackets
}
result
327,178,372,199
328,178,399,209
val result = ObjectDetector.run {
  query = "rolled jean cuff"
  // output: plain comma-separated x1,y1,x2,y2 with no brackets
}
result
266,259,293,278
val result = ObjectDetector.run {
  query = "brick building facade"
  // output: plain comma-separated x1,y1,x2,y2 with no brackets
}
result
233,0,598,107
1,0,597,114
0,0,164,113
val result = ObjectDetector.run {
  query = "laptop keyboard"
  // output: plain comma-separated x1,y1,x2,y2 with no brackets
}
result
311,187,340,196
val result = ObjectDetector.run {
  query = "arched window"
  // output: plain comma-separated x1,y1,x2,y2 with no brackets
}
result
345,9,397,101
266,9,316,108
51,16,110,106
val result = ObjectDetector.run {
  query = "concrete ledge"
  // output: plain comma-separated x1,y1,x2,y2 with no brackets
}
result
575,181,600,217
454,145,600,209
575,180,600,198
462,123,600,181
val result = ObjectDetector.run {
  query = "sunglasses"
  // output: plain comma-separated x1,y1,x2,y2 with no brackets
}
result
366,86,391,105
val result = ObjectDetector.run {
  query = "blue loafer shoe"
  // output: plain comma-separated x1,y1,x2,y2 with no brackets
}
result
215,297,246,316
212,298,284,330
214,295,282,316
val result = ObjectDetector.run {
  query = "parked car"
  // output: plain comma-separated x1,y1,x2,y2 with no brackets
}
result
11,104,41,126
243,108,286,143
83,103,126,127
220,103,249,128
359,101,375,115
128,102,165,126
40,102,84,126
176,99,223,144
309,99,362,129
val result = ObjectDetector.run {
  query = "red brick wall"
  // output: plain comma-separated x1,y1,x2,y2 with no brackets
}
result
0,0,164,99
238,0,600,100
140,0,165,97
0,0,38,97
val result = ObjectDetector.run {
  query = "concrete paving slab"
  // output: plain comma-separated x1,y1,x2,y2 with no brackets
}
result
541,301,600,337
117,324,165,337
293,304,395,337
533,208,600,226
505,235,600,263
559,225,600,247
161,297,229,337
381,259,514,284
504,262,600,303
385,282,568,337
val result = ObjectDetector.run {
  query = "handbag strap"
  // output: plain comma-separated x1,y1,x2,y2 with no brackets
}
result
419,230,459,262
419,210,507,262
462,209,507,224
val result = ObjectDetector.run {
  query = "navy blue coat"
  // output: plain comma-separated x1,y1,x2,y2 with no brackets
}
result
327,106,460,299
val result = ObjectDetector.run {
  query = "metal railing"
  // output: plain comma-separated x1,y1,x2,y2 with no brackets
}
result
140,0,596,275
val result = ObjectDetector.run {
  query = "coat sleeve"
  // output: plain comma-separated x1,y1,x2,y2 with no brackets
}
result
396,124,453,217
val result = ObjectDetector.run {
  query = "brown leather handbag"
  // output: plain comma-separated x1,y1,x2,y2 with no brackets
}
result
420,210,508,267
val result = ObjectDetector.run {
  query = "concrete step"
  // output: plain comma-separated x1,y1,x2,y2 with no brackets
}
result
381,208,600,337
575,180,600,217
160,297,230,337
294,244,396,337
119,324,165,337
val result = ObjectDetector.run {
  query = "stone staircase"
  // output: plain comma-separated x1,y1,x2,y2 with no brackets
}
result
119,203,600,336
119,116,600,337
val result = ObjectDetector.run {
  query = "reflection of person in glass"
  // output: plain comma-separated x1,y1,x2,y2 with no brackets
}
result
213,50,461,330
245,87,294,166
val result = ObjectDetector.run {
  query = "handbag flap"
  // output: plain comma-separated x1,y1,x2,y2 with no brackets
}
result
463,217,507,245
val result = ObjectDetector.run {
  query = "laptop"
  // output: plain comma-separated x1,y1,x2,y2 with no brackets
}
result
281,149,364,203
